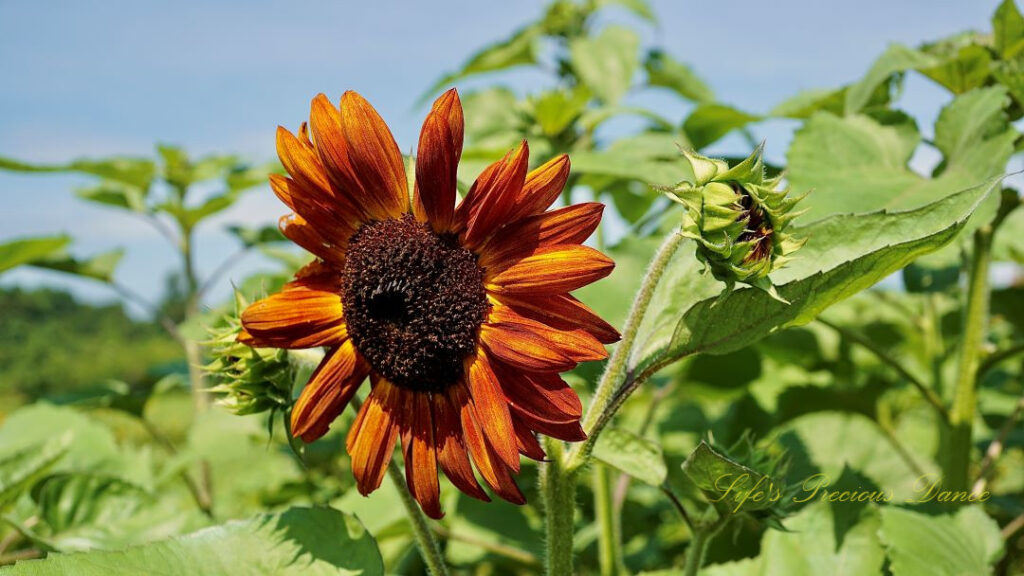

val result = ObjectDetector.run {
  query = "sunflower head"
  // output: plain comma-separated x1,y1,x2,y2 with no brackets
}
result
236,88,618,518
666,145,806,299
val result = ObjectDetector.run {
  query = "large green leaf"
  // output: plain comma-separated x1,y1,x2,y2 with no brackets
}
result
1,507,383,576
844,44,938,114
593,428,667,486
702,503,885,576
0,236,70,275
878,506,1003,576
682,104,761,149
570,25,639,105
421,26,540,102
993,0,1024,58
788,87,1016,218
30,249,125,283
644,49,715,103
632,176,999,371
0,156,155,189
0,436,70,511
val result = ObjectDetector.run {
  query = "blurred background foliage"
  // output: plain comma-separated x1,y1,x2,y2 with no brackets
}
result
0,0,1023,574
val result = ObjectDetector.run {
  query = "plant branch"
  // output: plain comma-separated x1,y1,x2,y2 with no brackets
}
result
593,463,624,576
817,317,948,420
661,484,695,532
430,525,540,568
978,341,1024,379
542,437,577,576
972,392,1024,495
568,231,685,472
196,246,251,301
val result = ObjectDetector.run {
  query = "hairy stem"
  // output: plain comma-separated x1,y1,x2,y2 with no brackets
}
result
946,227,993,494
682,515,726,576
542,438,576,576
568,231,685,472
594,463,624,576
388,465,451,576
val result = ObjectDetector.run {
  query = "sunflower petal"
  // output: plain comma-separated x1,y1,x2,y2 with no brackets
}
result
464,351,520,472
240,279,347,349
276,127,333,200
511,415,547,461
480,202,605,270
308,94,379,222
413,89,463,232
402,392,443,519
339,91,408,219
486,304,608,363
346,377,402,495
456,141,529,249
278,213,346,265
431,391,489,501
291,341,369,442
507,154,570,222
491,357,583,424
514,408,587,442
495,292,619,344
479,323,576,373
486,245,614,294
451,384,525,504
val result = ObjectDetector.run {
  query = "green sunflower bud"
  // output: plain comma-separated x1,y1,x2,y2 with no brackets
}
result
666,144,806,301
203,293,317,416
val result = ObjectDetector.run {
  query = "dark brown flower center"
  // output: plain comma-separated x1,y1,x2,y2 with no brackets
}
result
342,214,488,392
734,184,774,263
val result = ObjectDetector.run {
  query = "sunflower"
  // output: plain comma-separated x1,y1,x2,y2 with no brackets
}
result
238,88,618,518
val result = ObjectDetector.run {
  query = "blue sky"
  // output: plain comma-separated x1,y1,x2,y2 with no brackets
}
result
0,0,997,311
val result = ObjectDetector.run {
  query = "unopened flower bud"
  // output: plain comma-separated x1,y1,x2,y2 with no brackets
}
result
666,145,806,300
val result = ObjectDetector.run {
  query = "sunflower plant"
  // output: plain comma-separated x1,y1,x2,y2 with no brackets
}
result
1,0,1024,575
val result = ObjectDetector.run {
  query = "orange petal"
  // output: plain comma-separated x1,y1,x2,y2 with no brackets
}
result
486,304,609,363
431,391,489,501
278,213,346,265
240,280,347,349
511,415,547,461
291,341,370,442
507,154,570,222
514,408,587,442
401,393,443,519
270,171,359,246
480,202,605,270
276,127,333,201
479,323,576,373
346,377,402,495
455,141,529,249
413,89,463,232
451,384,526,504
308,94,379,223
486,245,614,294
495,293,620,344
491,357,583,424
464,351,520,472
339,91,408,219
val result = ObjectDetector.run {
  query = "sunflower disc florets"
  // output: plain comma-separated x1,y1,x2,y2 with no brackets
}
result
666,145,806,301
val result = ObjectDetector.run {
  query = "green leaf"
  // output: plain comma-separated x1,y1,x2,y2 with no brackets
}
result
633,176,999,370
595,0,656,22
31,249,125,283
645,49,715,103
531,88,591,136
788,88,1016,218
682,104,761,149
845,44,938,114
769,88,845,119
879,506,1003,576
0,156,155,189
918,44,992,95
681,441,779,516
570,26,639,105
593,428,667,486
228,225,286,248
0,436,70,511
75,183,148,212
993,0,1024,58
703,503,885,576
421,26,539,103
2,506,384,576
0,236,70,275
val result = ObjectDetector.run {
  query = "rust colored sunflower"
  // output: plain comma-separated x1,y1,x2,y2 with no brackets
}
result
238,88,618,518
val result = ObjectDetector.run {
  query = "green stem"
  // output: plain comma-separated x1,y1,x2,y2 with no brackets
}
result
387,465,451,576
594,463,623,576
542,438,576,576
568,231,685,472
946,227,993,494
682,514,726,576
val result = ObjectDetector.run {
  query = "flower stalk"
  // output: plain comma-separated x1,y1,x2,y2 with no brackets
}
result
541,438,577,576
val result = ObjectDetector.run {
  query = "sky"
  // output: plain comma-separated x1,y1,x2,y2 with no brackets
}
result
0,0,999,313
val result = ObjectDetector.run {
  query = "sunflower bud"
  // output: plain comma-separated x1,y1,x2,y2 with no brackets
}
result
666,145,805,300
203,293,316,416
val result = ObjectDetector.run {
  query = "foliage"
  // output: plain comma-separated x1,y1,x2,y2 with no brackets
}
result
0,0,1023,574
